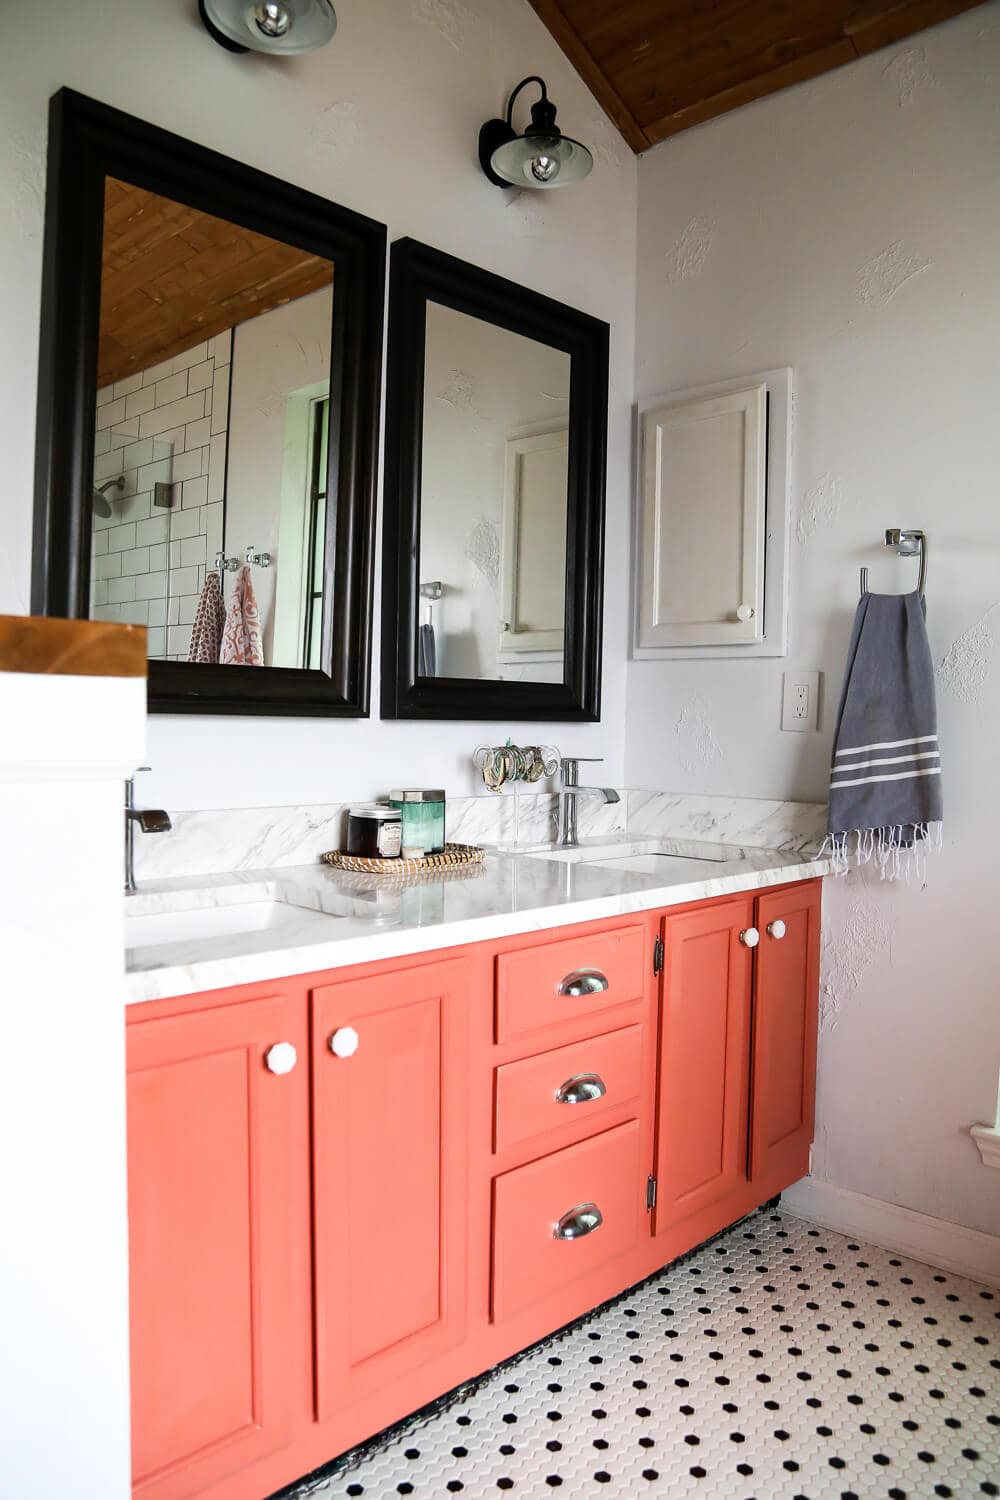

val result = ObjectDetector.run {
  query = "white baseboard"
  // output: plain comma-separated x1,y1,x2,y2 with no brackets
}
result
781,1176,1000,1289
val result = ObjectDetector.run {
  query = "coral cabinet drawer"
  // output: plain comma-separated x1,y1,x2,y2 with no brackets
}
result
492,1120,643,1322
495,924,647,1044
494,1024,643,1155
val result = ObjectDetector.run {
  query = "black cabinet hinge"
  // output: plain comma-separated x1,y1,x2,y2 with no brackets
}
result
646,1174,657,1213
653,935,664,976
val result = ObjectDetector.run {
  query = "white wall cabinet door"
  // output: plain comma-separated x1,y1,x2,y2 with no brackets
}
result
498,424,568,660
637,383,767,650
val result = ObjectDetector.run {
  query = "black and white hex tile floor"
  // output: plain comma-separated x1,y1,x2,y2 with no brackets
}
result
280,1209,1000,1500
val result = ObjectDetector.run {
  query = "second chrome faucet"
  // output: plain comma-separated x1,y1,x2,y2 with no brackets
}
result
557,756,620,848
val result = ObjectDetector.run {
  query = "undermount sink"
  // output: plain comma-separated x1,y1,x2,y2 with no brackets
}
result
521,839,741,875
585,852,731,875
125,897,340,951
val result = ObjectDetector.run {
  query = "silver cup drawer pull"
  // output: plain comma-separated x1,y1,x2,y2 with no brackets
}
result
553,1202,603,1240
558,968,609,997
555,1072,607,1105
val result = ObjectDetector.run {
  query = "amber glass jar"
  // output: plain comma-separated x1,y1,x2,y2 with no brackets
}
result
346,804,402,859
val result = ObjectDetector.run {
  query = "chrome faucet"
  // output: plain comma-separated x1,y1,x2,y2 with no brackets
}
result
557,757,620,848
125,767,172,894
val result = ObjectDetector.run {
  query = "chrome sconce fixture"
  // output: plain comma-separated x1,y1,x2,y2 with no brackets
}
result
199,0,337,55
479,76,593,190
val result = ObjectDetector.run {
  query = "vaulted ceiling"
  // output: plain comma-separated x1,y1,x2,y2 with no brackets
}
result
528,0,987,150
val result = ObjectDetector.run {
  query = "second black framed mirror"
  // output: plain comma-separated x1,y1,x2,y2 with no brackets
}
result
381,238,608,721
33,88,386,716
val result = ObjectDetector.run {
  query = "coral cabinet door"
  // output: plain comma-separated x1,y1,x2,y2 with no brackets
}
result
311,956,471,1422
750,882,822,1183
127,991,306,1500
653,898,755,1236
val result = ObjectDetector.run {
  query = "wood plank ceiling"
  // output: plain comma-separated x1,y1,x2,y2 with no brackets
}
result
99,178,333,388
527,0,988,150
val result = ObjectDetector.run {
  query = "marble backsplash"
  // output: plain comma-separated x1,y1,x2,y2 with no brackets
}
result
133,788,825,882
627,791,827,852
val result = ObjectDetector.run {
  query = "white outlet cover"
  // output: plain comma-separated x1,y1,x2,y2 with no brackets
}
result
781,670,820,733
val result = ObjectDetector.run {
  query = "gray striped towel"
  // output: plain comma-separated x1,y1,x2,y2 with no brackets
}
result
824,591,942,880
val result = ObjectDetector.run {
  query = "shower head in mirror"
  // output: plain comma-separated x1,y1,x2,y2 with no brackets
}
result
92,476,125,519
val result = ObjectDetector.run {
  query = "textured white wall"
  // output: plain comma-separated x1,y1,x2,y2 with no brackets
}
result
630,5,1000,1235
0,0,636,809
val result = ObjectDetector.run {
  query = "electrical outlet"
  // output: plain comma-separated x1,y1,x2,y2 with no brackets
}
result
781,670,820,733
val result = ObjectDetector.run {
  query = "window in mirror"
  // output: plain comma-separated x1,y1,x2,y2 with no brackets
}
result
419,302,570,683
89,178,333,669
301,395,330,671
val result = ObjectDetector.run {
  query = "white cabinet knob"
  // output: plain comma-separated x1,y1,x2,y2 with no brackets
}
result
736,604,755,622
739,927,760,948
767,919,787,940
329,1026,359,1058
264,1042,297,1075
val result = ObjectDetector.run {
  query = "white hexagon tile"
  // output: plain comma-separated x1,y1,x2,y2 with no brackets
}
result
274,1209,999,1500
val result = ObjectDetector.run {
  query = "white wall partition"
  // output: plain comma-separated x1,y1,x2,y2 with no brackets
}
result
0,661,146,1498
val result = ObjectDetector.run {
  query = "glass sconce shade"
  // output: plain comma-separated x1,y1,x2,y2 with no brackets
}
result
199,0,337,54
489,132,592,189
479,77,593,191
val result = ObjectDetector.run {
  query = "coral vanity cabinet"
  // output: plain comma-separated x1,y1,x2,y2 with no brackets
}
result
125,878,820,1500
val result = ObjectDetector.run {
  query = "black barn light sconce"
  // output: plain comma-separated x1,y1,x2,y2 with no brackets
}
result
479,76,594,190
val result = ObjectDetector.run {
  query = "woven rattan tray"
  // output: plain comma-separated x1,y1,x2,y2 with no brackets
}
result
320,842,485,876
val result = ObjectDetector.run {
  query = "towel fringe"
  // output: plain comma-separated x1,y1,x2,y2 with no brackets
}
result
819,821,942,882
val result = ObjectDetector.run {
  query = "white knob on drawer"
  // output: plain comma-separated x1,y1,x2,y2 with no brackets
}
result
767,919,787,940
736,603,755,622
329,1026,359,1058
739,927,760,948
264,1042,297,1075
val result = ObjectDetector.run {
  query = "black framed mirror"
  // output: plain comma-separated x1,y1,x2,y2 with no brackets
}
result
381,238,608,721
32,88,386,716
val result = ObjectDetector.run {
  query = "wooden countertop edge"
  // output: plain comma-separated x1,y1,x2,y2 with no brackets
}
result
0,615,147,679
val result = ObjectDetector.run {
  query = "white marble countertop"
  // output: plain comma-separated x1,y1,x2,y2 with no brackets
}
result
123,836,834,1006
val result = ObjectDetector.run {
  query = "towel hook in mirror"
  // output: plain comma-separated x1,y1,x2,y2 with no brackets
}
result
419,580,442,627
860,528,927,598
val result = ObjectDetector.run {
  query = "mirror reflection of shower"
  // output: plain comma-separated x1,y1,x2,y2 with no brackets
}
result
92,475,125,519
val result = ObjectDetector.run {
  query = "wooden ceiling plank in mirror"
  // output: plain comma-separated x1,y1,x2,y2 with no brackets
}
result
528,0,988,148
98,179,334,388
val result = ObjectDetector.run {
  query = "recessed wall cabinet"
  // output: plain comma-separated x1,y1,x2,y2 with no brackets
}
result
635,368,792,659
126,880,820,1500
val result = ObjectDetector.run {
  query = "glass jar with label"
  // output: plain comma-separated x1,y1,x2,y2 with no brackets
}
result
346,804,402,859
388,789,446,858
